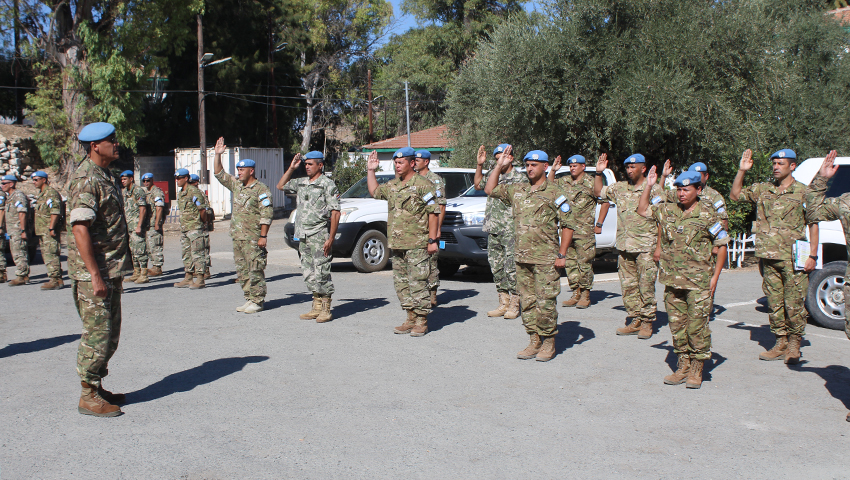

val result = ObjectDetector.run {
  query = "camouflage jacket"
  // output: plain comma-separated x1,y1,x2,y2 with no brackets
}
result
421,170,447,207
123,183,149,231
374,174,439,249
600,180,664,253
553,173,601,238
807,174,850,277
284,174,340,238
215,171,273,241
66,158,132,281
491,180,574,265
144,185,167,227
652,200,730,291
482,166,528,235
4,189,29,234
35,185,62,236
0,189,5,233
665,184,728,225
738,180,812,261
177,184,207,232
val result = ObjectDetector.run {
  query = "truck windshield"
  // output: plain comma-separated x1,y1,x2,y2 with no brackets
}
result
340,175,394,198
826,167,850,197
461,185,487,197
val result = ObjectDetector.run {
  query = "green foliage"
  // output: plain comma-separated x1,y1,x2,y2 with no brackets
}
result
331,154,369,193
27,66,69,168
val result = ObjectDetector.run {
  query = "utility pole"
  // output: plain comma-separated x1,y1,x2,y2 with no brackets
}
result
404,81,411,148
367,70,373,144
13,0,22,124
197,14,208,185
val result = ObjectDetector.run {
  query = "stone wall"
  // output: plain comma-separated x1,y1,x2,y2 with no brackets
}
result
0,132,41,180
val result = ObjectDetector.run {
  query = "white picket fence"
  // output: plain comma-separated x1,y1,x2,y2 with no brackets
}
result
727,233,756,269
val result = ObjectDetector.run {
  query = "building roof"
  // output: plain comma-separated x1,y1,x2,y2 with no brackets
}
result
828,6,850,25
361,125,452,151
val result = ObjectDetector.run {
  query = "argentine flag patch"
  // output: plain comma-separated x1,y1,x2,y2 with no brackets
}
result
651,196,663,206
259,193,268,200
422,192,434,204
709,222,723,236
713,199,724,210
47,199,53,208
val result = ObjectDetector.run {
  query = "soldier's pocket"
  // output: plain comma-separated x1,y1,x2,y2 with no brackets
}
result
251,247,268,271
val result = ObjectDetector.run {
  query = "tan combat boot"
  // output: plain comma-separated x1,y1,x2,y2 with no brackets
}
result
394,310,416,334
0,269,6,282
562,288,581,307
638,320,653,339
147,266,163,277
536,336,556,362
686,359,704,389
758,335,787,361
410,313,429,337
300,294,322,320
243,301,264,314
189,274,206,289
78,382,122,417
576,289,591,309
316,297,333,323
503,294,521,320
664,354,691,385
487,292,510,317
41,278,61,290
236,300,253,312
8,276,28,286
124,267,140,283
517,333,542,359
173,272,194,288
616,318,642,336
784,334,802,365
134,269,149,284
204,268,211,280
430,288,438,307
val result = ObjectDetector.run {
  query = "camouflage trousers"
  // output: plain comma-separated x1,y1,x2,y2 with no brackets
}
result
0,231,6,269
488,232,517,294
427,249,440,290
391,248,431,316
761,258,808,336
618,251,658,322
8,231,29,277
516,262,561,337
145,228,164,267
664,286,712,360
203,230,211,269
233,239,267,304
74,278,122,388
129,230,149,270
298,230,334,296
565,235,595,290
38,233,62,278
180,229,207,275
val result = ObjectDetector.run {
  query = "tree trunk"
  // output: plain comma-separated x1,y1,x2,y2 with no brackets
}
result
59,44,87,179
300,73,320,153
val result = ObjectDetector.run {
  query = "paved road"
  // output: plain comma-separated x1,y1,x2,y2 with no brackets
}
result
2,221,849,478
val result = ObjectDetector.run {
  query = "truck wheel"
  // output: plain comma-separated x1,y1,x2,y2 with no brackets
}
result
352,229,389,273
437,260,460,278
805,261,847,331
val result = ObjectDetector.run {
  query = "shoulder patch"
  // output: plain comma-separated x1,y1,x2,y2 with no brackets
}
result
259,193,268,200
435,189,442,198
262,199,271,207
422,192,434,203
713,199,724,209
717,207,726,214
709,222,723,236
716,230,728,240
47,199,54,207
651,196,663,205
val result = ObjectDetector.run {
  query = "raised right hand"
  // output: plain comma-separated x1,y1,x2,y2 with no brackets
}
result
214,137,226,155
819,150,839,179
290,153,302,171
551,155,562,172
367,150,380,171
476,145,487,166
662,159,672,177
596,153,608,171
646,165,658,186
739,149,753,171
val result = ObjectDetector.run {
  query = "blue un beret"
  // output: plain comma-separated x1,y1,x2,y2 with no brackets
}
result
237,159,256,168
415,150,431,160
674,171,703,187
120,170,134,178
688,162,708,173
393,147,415,159
493,144,510,156
524,150,550,163
624,154,646,164
305,151,324,160
78,122,116,142
567,155,586,165
770,149,797,160
2,174,17,182
189,174,200,182
32,171,48,179
141,173,154,181
175,168,190,177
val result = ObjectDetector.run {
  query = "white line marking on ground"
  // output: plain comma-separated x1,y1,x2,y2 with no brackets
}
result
721,300,760,308
714,317,847,341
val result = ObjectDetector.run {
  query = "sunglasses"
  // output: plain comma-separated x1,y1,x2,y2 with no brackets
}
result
142,179,153,182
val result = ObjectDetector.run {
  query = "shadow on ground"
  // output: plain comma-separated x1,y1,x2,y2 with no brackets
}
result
332,297,390,321
0,334,78,359
554,321,595,354
429,305,477,332
791,364,850,411
125,356,269,405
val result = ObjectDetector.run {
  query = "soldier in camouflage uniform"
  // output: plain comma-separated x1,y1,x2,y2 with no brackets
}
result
639,168,729,389
487,147,575,362
368,147,440,336
415,150,446,306
595,153,664,339
0,187,7,282
32,171,64,289
278,150,341,322
659,160,729,230
173,168,208,290
120,170,150,284
731,148,817,365
2,174,30,285
69,122,132,417
213,137,274,314
474,144,528,319
548,154,610,309
190,174,213,279
140,173,166,276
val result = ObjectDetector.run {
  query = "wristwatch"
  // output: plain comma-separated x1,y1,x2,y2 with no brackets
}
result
809,255,818,260
595,222,604,228
556,253,566,259
428,238,438,244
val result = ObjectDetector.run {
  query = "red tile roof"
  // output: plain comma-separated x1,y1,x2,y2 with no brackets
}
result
362,125,451,150
828,6,850,25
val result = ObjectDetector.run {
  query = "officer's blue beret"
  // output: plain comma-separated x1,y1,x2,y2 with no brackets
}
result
2,174,17,182
236,159,256,168
120,170,134,177
32,171,48,179
624,154,646,164
78,122,116,142
393,147,415,158
141,173,154,181
493,144,510,156
415,150,431,160
567,155,586,164
770,149,797,160
688,162,708,173
189,174,200,182
305,151,324,160
523,150,550,163
674,170,702,187
175,168,190,177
